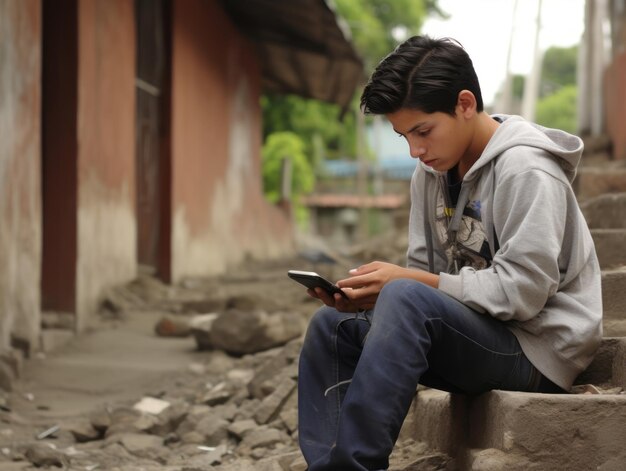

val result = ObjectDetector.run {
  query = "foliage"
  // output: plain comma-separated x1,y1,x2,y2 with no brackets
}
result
335,0,430,72
260,95,355,161
535,85,578,133
541,45,577,97
261,0,439,163
261,132,314,203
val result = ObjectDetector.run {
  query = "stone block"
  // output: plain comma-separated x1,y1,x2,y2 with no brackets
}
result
575,337,626,389
580,193,626,229
591,229,626,269
575,166,626,201
406,387,626,469
467,391,626,469
601,267,626,323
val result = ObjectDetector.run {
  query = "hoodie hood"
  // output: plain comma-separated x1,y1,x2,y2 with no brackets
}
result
417,114,584,183
467,114,583,182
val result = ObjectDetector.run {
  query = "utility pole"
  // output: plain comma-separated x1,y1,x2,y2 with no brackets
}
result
356,99,369,242
497,0,519,114
521,0,543,121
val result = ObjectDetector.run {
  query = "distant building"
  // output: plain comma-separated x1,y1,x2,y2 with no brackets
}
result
304,124,416,244
0,0,362,359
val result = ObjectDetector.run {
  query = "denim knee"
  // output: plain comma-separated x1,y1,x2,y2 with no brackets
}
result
303,306,338,346
379,278,432,306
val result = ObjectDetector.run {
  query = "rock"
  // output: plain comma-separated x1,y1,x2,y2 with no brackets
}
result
238,426,285,451
114,432,164,458
133,396,171,415
210,309,302,356
470,448,531,471
248,340,301,399
200,382,233,407
189,313,219,350
68,418,101,442
289,455,308,471
253,377,297,425
154,316,191,337
227,419,258,440
24,443,69,468
194,416,229,445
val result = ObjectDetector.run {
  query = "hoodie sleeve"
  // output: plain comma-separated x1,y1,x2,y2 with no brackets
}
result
438,166,568,321
406,168,430,271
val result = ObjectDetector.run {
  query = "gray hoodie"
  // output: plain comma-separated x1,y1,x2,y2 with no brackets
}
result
407,114,602,390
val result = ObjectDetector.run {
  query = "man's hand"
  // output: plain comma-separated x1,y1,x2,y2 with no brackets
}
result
306,261,439,313
306,287,377,313
338,260,440,299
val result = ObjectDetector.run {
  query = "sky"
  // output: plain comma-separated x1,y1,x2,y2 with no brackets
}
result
420,0,586,106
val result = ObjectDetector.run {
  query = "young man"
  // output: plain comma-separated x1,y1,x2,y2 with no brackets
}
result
297,36,602,471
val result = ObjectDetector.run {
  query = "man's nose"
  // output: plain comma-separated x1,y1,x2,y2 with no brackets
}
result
409,142,426,159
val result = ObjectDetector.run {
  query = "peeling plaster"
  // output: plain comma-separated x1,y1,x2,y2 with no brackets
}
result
76,174,136,330
0,1,41,353
172,77,292,281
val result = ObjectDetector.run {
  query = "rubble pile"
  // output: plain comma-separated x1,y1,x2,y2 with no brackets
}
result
1,336,445,471
0,249,452,470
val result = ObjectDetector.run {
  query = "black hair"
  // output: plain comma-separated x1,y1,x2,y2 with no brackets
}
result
360,35,484,116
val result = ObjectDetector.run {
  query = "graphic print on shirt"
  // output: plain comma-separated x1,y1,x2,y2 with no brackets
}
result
433,182,492,273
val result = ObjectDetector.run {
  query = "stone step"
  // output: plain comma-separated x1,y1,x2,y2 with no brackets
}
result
402,338,626,470
602,267,626,337
575,165,626,201
580,192,626,229
592,228,626,269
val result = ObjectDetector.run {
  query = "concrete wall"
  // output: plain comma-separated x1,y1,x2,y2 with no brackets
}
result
0,1,42,353
605,51,626,160
169,0,293,282
75,0,137,327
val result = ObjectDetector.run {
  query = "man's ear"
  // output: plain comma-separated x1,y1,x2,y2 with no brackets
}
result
456,90,477,118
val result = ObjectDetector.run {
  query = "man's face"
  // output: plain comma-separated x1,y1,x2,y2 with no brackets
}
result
386,107,471,173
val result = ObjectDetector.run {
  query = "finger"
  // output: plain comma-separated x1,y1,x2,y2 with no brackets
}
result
314,287,336,307
337,272,377,289
348,262,379,276
334,294,358,313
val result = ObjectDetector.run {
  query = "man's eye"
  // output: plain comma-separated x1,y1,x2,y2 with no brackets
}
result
418,129,431,137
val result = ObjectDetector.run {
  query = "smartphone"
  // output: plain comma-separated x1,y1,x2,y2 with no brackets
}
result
287,270,348,299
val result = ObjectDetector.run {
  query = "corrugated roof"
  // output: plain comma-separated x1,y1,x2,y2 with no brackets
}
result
219,0,364,112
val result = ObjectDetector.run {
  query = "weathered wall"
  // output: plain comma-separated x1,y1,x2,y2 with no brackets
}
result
169,0,293,282
75,0,137,327
0,1,42,353
605,51,626,160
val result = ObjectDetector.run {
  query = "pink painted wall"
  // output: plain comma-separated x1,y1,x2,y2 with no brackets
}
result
75,0,137,326
0,0,42,352
169,0,293,281
605,51,626,160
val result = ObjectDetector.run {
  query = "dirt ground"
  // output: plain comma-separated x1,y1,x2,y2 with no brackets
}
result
0,255,354,470
0,229,443,470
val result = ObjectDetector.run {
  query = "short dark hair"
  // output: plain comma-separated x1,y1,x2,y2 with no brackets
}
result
360,35,484,116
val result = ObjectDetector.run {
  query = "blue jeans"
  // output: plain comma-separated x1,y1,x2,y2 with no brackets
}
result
298,279,562,471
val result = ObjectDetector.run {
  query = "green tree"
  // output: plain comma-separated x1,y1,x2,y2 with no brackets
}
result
261,0,441,162
541,45,577,97
535,85,577,133
335,0,440,73
262,131,314,203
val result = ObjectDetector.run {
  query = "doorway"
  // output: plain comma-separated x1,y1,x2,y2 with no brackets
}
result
135,0,171,279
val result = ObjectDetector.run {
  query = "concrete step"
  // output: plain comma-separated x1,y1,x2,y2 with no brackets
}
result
580,193,626,229
602,267,626,336
402,338,626,470
592,229,626,269
575,165,626,201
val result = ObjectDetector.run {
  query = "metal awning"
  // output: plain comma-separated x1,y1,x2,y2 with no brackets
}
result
219,0,365,112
